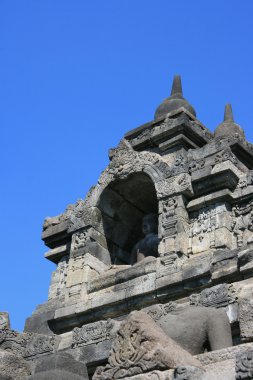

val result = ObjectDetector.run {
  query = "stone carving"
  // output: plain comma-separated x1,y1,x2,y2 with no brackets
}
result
156,173,193,199
235,349,253,379
188,158,205,174
201,285,228,307
162,197,178,237
237,176,248,189
131,214,159,264
0,312,10,329
189,284,235,308
92,311,202,380
68,199,92,232
100,144,171,186
214,148,238,165
232,200,253,247
72,320,114,347
170,153,188,176
188,206,217,254
0,329,55,358
56,255,68,296
72,230,90,251
158,253,180,276
146,302,177,322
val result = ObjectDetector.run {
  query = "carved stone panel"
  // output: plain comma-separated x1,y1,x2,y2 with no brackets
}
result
232,200,253,248
188,203,233,255
0,329,55,359
72,320,114,347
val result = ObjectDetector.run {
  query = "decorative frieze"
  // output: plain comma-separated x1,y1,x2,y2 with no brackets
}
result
72,320,114,347
0,329,55,359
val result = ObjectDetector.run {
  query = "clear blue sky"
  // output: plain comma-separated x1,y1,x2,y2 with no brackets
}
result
0,1,253,332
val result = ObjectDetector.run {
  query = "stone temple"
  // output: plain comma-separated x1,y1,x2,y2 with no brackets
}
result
1,75,253,379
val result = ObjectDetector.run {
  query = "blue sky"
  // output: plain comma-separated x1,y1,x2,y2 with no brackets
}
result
0,1,253,332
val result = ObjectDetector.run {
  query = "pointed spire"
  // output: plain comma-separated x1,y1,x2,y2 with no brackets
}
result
171,75,183,98
224,104,234,122
154,75,196,120
214,104,245,140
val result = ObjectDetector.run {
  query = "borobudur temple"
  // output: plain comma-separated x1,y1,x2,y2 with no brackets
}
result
1,75,253,380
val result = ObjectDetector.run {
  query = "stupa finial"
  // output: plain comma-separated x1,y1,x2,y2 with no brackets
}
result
224,103,234,122
171,75,183,97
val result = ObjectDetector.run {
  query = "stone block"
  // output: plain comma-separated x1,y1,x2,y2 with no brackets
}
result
238,247,253,275
29,353,88,380
54,304,76,320
211,249,239,281
24,302,60,335
89,288,126,310
238,299,253,342
182,253,211,280
44,243,69,263
156,270,183,289
125,273,156,299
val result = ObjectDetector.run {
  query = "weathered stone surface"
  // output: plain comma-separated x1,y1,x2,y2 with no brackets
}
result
0,350,31,380
28,352,88,380
93,311,202,379
0,328,57,359
211,249,239,281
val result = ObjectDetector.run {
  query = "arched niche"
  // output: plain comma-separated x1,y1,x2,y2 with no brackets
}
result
97,172,158,265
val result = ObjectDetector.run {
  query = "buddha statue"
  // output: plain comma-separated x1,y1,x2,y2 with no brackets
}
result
131,213,159,264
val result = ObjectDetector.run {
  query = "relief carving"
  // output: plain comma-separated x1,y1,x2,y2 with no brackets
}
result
102,144,171,185
232,200,253,247
189,284,235,308
236,350,253,379
214,148,238,165
146,302,177,322
188,158,205,174
0,329,55,358
156,173,193,199
162,197,178,237
68,199,92,232
72,230,90,251
72,320,114,347
188,206,217,254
